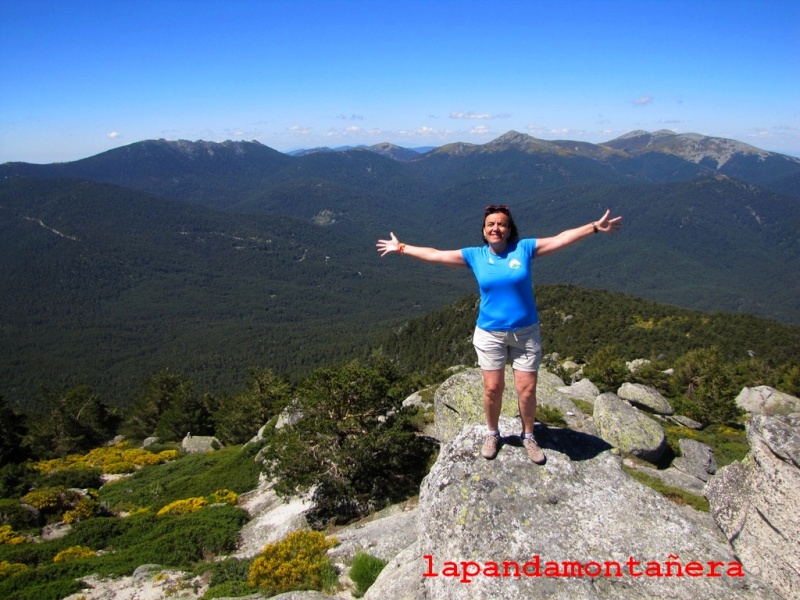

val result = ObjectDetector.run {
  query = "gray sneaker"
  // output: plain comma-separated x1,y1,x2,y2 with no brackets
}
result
481,434,500,459
523,436,546,465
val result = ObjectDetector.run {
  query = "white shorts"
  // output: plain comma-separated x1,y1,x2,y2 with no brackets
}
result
472,323,542,372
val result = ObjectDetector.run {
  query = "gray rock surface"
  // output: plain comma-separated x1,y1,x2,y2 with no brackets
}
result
593,393,668,462
393,418,777,599
672,438,717,482
329,506,418,563
181,434,222,453
735,385,800,416
433,367,592,442
617,382,674,415
234,476,312,559
362,542,426,600
669,414,704,429
557,377,599,403
705,414,800,600
622,460,707,495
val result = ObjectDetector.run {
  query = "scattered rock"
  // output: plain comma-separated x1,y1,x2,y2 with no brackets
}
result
594,393,668,462
40,521,71,541
617,382,674,415
672,439,717,482
329,507,418,563
556,377,599,402
669,414,703,430
626,358,651,372
402,390,433,410
181,434,222,453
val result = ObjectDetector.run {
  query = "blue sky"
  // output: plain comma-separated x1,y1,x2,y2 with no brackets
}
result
1,0,798,164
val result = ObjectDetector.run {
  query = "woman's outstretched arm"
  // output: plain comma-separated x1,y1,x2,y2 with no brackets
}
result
534,209,622,258
376,232,466,268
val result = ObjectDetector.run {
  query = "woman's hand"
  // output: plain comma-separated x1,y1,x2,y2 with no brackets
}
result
376,232,401,256
595,209,623,234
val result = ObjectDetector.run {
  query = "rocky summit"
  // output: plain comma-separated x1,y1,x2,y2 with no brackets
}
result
366,417,777,599
65,367,798,599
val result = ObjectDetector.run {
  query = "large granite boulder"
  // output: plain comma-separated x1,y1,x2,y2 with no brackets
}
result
593,393,668,462
705,414,800,600
433,367,590,442
617,382,674,415
557,377,599,403
735,385,800,416
181,434,222,453
234,475,312,559
366,417,777,599
328,505,418,563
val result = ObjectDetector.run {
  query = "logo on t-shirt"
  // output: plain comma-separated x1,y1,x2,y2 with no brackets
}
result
509,259,522,270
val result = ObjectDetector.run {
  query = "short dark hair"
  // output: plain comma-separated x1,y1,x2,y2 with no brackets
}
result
482,205,519,244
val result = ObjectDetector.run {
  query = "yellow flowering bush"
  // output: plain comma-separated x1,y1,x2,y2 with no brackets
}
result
156,497,208,516
53,545,96,563
62,495,101,524
103,461,136,474
31,443,179,476
21,487,63,512
248,531,338,595
211,489,238,505
0,525,29,545
0,560,29,578
155,449,179,462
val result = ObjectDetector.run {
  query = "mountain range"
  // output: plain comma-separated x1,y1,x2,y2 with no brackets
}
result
2,130,799,408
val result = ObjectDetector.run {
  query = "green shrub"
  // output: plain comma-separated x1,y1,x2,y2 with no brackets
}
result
201,557,256,599
204,580,258,599
0,499,39,531
37,467,103,491
265,359,437,526
0,463,33,501
583,345,629,392
99,445,260,512
349,551,387,597
669,347,746,426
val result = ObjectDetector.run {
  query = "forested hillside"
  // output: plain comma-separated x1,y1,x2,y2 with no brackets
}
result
379,284,800,375
2,130,799,412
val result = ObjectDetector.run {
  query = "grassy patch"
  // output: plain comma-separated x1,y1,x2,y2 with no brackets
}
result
98,445,260,512
570,398,595,416
622,466,709,512
536,405,567,428
349,551,388,597
663,423,749,468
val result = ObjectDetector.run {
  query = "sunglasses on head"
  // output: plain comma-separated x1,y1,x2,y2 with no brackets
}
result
485,204,510,214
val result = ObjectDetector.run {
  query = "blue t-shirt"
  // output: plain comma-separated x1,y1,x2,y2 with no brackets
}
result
461,238,538,331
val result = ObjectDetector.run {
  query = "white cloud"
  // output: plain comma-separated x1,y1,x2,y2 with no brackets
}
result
288,125,312,135
107,131,122,140
632,95,654,106
450,111,510,120
470,125,491,134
